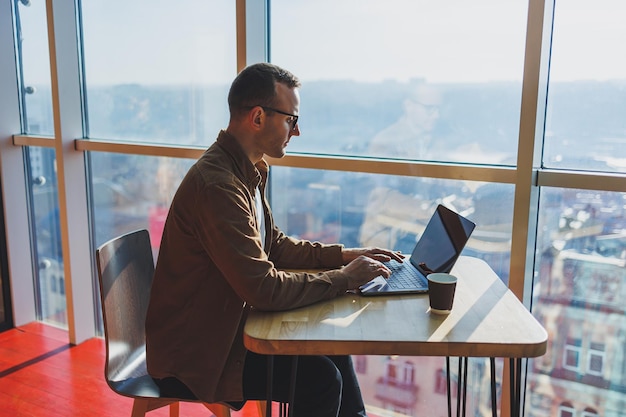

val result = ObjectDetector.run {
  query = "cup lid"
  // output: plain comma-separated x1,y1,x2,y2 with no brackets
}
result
427,273,457,284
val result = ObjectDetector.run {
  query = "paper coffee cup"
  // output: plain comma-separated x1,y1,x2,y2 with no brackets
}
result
427,273,457,315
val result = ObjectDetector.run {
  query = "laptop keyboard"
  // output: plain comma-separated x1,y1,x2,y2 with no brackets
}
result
386,261,427,290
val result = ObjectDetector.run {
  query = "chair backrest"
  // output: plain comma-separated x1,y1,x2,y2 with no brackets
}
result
96,229,155,384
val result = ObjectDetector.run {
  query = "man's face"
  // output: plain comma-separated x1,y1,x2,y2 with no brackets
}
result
405,84,441,131
258,83,301,159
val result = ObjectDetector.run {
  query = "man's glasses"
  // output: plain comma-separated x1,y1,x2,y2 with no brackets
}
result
255,106,299,132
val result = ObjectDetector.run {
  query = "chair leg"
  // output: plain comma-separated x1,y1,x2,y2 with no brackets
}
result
132,398,180,417
131,399,151,417
256,400,267,417
169,402,180,417
203,403,232,417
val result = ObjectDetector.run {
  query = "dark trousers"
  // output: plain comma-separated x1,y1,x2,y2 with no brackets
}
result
243,352,367,417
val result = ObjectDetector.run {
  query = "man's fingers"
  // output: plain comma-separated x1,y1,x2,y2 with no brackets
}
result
374,260,392,277
365,249,403,263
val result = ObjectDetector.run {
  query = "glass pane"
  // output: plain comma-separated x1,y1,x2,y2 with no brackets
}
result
29,147,66,327
563,347,580,370
16,0,54,135
0,190,10,330
91,152,192,335
90,153,193,252
271,0,528,165
527,189,626,416
270,166,514,413
271,167,513,282
587,352,604,375
81,0,236,144
354,355,501,416
544,1,626,172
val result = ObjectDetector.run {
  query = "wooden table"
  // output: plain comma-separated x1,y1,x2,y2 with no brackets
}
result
244,256,547,417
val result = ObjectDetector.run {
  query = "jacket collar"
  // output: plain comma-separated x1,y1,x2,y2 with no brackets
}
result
216,129,269,189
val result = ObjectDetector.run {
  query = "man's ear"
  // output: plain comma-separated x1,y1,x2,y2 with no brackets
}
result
251,107,264,129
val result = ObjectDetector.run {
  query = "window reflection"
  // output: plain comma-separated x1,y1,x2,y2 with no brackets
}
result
81,0,236,145
367,84,442,160
29,147,66,326
271,0,527,165
15,0,54,135
5,0,623,415
89,153,193,251
269,166,512,414
544,0,626,173
270,167,513,282
528,189,626,416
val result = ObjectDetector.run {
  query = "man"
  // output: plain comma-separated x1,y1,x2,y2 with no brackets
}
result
361,83,443,251
146,62,401,417
368,83,441,161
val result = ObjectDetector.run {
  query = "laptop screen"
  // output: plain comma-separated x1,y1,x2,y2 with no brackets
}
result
409,205,476,274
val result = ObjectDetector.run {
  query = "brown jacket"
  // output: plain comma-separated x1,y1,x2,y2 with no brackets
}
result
146,130,351,403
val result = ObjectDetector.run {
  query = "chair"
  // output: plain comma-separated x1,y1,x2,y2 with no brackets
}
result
96,229,265,417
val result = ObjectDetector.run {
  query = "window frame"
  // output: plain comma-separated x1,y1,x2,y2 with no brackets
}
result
558,403,577,417
563,339,582,372
2,0,626,416
586,343,605,377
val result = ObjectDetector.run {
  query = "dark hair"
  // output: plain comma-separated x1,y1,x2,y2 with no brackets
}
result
228,63,301,118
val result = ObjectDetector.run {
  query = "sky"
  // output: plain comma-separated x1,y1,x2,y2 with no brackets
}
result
16,0,626,87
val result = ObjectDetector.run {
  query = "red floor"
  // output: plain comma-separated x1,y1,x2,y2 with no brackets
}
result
0,322,265,417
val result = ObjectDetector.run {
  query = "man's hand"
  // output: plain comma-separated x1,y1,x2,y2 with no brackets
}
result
341,255,393,289
341,247,404,265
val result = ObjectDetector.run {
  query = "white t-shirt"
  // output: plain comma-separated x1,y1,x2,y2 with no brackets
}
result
255,187,265,249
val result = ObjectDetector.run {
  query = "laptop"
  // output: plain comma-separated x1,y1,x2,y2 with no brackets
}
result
359,204,476,296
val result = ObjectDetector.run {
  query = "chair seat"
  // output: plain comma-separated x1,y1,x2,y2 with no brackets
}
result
109,374,247,411
109,375,196,401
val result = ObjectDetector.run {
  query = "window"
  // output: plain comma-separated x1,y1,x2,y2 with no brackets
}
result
29,148,65,326
385,357,398,382
2,0,625,415
587,343,605,377
0,200,10,331
563,339,582,372
582,408,599,417
530,189,625,412
434,368,447,395
270,168,514,283
544,0,626,173
401,361,415,385
270,0,528,165
559,403,576,417
81,0,236,145
89,153,194,249
15,0,54,135
12,0,66,327
354,355,367,374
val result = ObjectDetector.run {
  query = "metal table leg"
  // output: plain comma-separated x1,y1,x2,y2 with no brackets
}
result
266,355,274,417
509,358,523,417
456,358,462,417
459,357,469,417
265,355,298,417
456,357,468,417
446,357,469,417
490,358,497,417
287,356,298,417
446,357,452,417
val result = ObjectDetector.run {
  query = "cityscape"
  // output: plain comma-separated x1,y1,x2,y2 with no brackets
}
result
24,78,625,416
